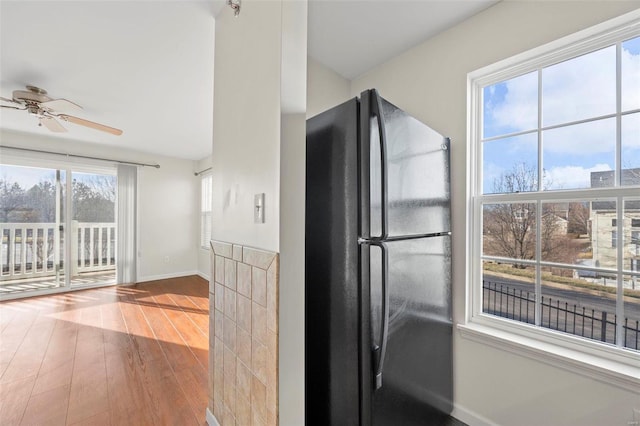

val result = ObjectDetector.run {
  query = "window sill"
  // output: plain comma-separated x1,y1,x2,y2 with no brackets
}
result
457,319,640,393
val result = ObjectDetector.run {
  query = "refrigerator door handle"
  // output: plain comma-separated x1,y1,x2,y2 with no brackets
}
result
369,240,389,390
370,89,389,239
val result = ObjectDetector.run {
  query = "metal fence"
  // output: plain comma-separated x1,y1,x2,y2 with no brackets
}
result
483,280,639,350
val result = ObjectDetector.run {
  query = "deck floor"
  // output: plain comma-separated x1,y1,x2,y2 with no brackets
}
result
0,271,116,296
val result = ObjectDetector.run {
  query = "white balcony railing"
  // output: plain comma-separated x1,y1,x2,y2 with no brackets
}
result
1,222,116,281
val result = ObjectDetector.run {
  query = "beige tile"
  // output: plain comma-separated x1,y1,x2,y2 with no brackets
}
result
237,262,252,298
267,256,278,333
236,326,252,368
236,360,252,401
223,346,237,384
252,410,266,426
223,397,236,425
237,294,252,333
266,385,277,416
251,375,267,423
242,247,276,269
223,316,237,352
225,258,237,290
209,276,215,295
251,267,267,307
233,244,243,261
215,255,225,284
209,340,215,400
224,289,237,321
265,347,277,390
214,400,224,423
215,283,225,313
252,302,267,345
266,410,277,426
215,310,224,340
266,330,277,357
214,340,224,402
212,240,233,258
236,393,251,426
209,300,216,335
252,340,268,385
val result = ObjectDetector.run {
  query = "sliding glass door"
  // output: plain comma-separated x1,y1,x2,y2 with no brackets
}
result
0,163,117,297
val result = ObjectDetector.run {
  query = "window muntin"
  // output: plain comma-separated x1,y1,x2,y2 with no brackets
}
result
472,25,640,353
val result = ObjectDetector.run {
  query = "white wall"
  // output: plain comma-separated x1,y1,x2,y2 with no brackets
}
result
0,129,200,283
211,1,307,425
349,2,640,425
307,56,351,118
211,0,283,254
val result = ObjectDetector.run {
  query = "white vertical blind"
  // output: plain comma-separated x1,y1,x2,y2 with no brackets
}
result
201,173,212,248
117,164,137,284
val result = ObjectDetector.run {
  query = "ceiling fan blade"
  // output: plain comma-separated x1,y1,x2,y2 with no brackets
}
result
40,98,82,112
58,114,123,136
40,116,68,133
1,104,24,110
1,96,22,105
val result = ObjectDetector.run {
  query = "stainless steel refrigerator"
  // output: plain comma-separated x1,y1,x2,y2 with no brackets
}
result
305,89,453,425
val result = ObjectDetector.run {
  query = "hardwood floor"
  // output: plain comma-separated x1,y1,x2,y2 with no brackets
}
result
0,275,210,426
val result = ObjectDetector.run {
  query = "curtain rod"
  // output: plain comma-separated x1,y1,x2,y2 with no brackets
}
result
0,145,161,169
194,166,212,176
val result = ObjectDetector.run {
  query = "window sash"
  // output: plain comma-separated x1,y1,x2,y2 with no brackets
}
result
468,13,640,356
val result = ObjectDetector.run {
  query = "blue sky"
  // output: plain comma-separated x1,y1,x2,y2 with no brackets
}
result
482,36,640,194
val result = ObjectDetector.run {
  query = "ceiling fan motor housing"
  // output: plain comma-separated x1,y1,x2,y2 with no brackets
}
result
13,88,51,104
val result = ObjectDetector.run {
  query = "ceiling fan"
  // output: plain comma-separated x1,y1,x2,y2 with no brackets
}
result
0,85,123,136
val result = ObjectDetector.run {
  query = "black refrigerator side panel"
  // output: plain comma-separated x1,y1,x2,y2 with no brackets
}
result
305,98,360,426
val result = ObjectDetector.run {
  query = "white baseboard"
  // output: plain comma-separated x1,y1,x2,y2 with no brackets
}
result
206,408,220,426
136,270,200,283
452,403,497,426
197,271,210,281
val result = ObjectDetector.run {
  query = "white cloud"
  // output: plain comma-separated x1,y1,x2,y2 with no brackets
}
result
487,43,640,157
545,163,612,190
489,72,537,133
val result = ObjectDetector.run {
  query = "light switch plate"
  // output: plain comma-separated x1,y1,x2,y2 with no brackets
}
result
254,193,265,223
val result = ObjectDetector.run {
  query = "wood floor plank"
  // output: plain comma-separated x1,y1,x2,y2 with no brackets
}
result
0,276,210,426
0,375,36,425
20,383,70,426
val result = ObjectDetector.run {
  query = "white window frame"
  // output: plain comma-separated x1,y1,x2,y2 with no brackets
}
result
200,172,212,249
463,10,640,391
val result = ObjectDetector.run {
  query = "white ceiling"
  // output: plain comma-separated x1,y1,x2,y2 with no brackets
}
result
308,0,498,80
0,0,497,161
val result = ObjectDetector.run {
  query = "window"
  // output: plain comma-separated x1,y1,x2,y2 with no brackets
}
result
469,17,640,356
200,173,212,249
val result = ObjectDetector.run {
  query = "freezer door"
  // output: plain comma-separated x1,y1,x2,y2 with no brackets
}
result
360,90,451,239
363,235,453,425
306,97,361,426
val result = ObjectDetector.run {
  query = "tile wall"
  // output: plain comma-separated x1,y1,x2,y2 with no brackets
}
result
209,240,279,426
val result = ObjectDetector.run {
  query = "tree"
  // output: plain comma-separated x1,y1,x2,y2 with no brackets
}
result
567,202,590,236
483,163,578,268
0,179,26,222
